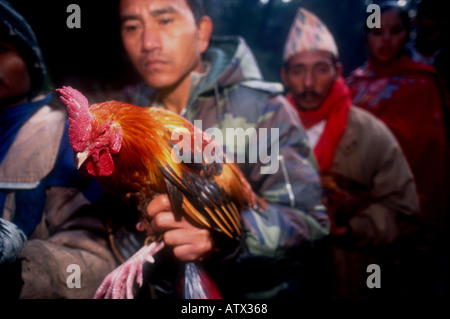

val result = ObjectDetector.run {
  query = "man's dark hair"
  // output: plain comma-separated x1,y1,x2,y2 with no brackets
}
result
186,0,205,25
115,0,205,25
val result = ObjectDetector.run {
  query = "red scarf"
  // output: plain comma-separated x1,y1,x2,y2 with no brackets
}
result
288,76,352,172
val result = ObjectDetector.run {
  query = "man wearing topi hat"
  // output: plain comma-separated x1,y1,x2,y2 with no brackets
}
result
281,8,420,299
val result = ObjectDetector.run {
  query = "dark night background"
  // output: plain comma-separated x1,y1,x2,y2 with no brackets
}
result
7,0,421,98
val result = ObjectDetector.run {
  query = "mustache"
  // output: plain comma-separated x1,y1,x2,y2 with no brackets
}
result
296,91,322,99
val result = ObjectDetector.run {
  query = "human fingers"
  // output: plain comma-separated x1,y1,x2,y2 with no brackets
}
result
146,194,172,219
163,226,213,261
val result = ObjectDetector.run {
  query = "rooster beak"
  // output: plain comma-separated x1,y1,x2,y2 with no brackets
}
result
75,151,89,169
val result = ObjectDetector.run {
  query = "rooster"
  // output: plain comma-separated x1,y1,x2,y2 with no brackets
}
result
56,86,265,299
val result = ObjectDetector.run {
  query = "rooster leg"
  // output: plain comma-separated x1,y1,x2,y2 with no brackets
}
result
94,240,165,299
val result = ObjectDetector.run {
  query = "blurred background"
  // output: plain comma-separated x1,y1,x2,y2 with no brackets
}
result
8,0,423,95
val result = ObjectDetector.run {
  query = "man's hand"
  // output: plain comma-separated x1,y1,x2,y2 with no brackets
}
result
136,195,214,262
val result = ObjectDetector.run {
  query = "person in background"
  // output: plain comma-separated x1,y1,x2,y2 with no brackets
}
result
281,7,420,299
0,1,117,298
405,0,447,67
107,0,329,299
346,2,448,299
405,0,450,136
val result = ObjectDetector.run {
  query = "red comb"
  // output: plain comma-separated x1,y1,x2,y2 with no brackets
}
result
56,86,91,120
56,86,93,152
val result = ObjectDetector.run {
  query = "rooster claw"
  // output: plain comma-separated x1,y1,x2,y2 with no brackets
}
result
94,241,165,299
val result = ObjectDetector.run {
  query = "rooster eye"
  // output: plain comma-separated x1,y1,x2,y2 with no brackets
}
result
100,129,107,136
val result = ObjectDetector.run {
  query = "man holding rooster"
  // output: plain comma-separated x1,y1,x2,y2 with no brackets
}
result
110,0,329,298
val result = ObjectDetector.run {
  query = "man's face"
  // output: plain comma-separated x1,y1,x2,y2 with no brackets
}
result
119,0,210,90
0,42,30,107
281,51,339,111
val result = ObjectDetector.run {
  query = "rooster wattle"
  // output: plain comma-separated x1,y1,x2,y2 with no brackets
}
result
56,86,265,299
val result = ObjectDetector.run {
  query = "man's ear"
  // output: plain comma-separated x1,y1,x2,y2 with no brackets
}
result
198,16,213,54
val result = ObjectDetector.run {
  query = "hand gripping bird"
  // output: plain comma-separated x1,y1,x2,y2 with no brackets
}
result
56,86,265,299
